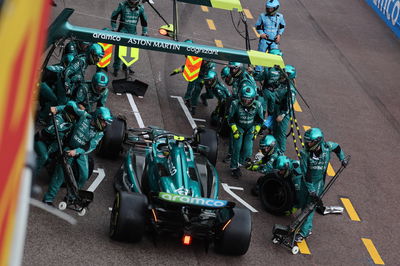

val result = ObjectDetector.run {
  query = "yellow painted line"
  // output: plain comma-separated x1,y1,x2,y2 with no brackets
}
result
293,100,303,112
340,198,361,221
362,238,385,265
252,27,260,38
243,8,253,19
206,19,216,30
201,5,209,12
214,40,223,47
327,163,335,176
303,125,311,131
297,239,311,254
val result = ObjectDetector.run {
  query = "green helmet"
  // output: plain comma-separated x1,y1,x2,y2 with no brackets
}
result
259,135,276,156
285,65,296,79
127,0,140,8
184,39,194,44
240,86,256,106
86,43,104,65
61,54,74,67
204,70,217,88
228,62,243,77
93,107,113,131
91,72,109,95
221,66,230,79
269,49,283,56
268,68,281,85
304,128,324,151
275,155,291,177
63,101,80,123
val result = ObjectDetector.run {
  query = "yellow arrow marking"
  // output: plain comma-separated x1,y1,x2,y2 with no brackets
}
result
362,238,385,265
247,50,285,68
297,239,311,254
303,125,311,131
215,40,223,47
293,100,302,112
201,5,209,12
243,9,253,19
206,19,216,30
252,27,260,38
118,46,139,66
327,163,335,176
340,198,361,221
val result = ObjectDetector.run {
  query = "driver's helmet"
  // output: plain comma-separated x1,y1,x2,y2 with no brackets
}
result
268,49,283,56
93,107,113,131
275,155,291,176
304,128,324,151
62,101,80,123
265,0,280,16
285,64,297,79
240,85,256,107
228,61,243,78
61,54,74,67
204,70,217,88
86,43,104,65
91,72,109,95
268,68,281,86
259,135,277,156
127,0,140,8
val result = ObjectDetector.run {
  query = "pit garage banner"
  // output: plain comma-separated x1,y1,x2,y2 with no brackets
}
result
364,0,400,38
0,0,50,265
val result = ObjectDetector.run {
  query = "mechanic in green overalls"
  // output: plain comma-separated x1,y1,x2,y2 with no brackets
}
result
74,72,109,113
200,70,231,125
111,0,148,77
43,107,112,205
228,61,257,98
245,135,282,195
34,101,82,177
62,40,91,58
61,43,104,104
228,86,264,178
295,128,348,242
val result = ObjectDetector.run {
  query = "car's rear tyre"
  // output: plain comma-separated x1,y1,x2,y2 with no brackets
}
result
259,174,296,215
98,117,126,159
109,191,148,242
196,128,218,166
215,208,252,256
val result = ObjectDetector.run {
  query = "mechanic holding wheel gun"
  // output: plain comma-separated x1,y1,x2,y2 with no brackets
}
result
228,86,264,178
295,128,348,242
111,0,148,77
42,107,112,206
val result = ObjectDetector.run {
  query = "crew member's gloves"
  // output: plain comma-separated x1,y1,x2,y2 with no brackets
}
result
231,124,241,139
252,125,261,140
276,114,285,122
170,67,182,76
309,191,321,204
341,157,349,168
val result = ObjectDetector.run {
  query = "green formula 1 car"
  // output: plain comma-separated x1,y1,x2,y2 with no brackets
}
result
99,119,252,255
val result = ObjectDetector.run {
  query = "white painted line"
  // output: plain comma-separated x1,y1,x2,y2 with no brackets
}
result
193,118,206,122
116,93,122,95
87,168,106,192
170,95,197,129
127,93,145,128
30,198,77,225
108,207,113,212
222,183,258,212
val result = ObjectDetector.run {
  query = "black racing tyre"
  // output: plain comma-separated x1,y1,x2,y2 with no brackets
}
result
196,128,218,166
98,117,126,159
218,118,230,138
215,208,252,256
109,191,148,242
259,174,296,216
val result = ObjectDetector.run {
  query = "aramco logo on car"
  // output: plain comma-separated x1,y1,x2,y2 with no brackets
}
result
159,192,227,207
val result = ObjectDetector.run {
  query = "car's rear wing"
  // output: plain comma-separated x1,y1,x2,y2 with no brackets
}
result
47,8,285,68
154,192,235,209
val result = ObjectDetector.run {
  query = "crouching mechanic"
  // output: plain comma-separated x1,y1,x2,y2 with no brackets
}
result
43,107,113,205
34,101,82,177
245,135,282,195
228,86,264,178
296,128,348,242
74,71,109,113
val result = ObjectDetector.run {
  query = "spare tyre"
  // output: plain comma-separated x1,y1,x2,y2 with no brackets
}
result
98,117,126,158
259,174,296,216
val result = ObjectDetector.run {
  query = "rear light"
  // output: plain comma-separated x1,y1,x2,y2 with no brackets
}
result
151,209,158,223
182,234,192,246
222,219,232,231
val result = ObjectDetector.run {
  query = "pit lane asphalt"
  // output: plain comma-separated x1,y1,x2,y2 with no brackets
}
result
23,0,400,265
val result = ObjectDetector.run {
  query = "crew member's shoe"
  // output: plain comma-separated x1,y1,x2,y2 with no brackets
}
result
223,154,231,163
200,94,208,106
231,168,242,178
